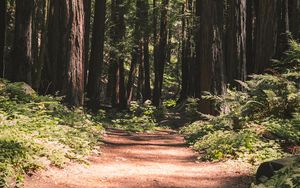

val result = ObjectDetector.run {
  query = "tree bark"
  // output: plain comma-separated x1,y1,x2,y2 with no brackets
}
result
225,0,247,85
32,0,49,91
11,0,34,85
127,0,143,103
275,0,290,59
289,0,300,40
197,0,225,114
87,0,106,111
153,0,169,107
0,0,6,78
84,0,92,86
254,0,278,73
46,0,85,106
108,0,127,109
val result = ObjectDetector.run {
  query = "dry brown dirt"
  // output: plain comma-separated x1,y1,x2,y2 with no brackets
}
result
24,129,253,188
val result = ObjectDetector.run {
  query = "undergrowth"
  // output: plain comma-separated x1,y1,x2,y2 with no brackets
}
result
104,100,164,132
0,80,104,187
181,41,300,165
251,158,300,188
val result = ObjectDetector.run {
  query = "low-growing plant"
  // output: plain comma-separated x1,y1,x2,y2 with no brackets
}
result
0,80,104,187
108,100,160,132
251,159,300,188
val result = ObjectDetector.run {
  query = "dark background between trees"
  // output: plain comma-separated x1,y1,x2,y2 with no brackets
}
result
0,0,299,113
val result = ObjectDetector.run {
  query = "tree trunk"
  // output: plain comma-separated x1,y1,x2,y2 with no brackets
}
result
275,0,290,59
84,0,92,86
46,0,66,93
64,0,85,106
46,0,85,106
87,0,106,111
142,0,151,101
246,0,255,75
108,0,127,109
153,0,169,107
254,0,278,73
179,2,188,102
32,0,49,91
11,0,34,85
0,0,6,78
225,0,247,85
197,0,225,114
289,0,300,40
127,0,143,103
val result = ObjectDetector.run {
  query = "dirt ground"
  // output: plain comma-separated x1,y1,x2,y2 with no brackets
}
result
24,129,254,188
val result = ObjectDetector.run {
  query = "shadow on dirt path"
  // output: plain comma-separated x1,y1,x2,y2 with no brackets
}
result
24,129,253,188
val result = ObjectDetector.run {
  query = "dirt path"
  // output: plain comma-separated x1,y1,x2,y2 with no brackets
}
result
24,129,253,188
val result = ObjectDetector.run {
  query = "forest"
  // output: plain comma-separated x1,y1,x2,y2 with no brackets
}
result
0,0,299,187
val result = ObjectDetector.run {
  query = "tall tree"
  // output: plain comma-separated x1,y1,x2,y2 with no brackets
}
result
253,0,278,73
108,0,126,109
87,0,106,111
0,0,6,78
225,0,247,85
275,0,290,59
153,0,169,107
246,0,257,75
46,0,85,106
84,0,92,86
11,0,34,84
32,0,49,90
289,0,300,40
143,0,151,101
127,0,151,103
63,0,85,106
179,0,195,102
196,0,225,114
127,0,143,103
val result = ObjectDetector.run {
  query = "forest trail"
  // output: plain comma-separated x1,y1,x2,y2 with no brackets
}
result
24,129,253,188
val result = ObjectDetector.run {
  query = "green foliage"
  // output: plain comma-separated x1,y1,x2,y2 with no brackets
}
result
182,43,300,163
0,80,104,187
183,98,201,122
163,99,177,108
108,100,162,132
251,159,300,188
194,130,283,163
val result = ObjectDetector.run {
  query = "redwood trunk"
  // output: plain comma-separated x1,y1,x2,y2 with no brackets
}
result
225,0,247,85
153,0,169,107
11,0,34,84
87,0,106,111
0,0,6,77
254,0,278,73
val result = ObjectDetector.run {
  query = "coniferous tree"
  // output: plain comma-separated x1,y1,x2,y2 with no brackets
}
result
0,0,6,78
46,0,85,106
254,0,278,73
225,0,247,85
153,0,169,107
87,0,106,111
11,0,34,84
289,0,300,40
196,0,225,114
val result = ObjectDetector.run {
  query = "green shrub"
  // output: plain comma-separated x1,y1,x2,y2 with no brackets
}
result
251,159,300,188
0,80,104,187
193,130,283,163
109,100,160,132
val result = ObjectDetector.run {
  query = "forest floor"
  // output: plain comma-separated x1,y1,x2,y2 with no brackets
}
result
24,129,254,188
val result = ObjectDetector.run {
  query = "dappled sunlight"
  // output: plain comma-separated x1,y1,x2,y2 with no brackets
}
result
25,130,253,188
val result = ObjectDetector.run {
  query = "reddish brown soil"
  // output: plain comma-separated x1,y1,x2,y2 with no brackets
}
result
24,129,253,188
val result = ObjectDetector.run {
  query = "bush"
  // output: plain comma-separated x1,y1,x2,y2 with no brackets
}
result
0,80,104,187
251,159,300,188
182,41,300,163
108,100,160,132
